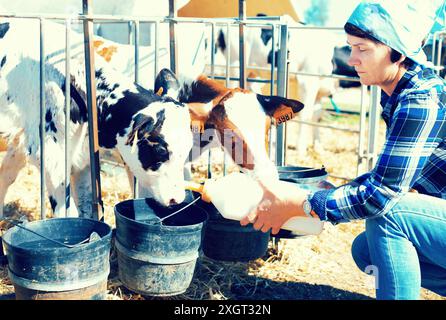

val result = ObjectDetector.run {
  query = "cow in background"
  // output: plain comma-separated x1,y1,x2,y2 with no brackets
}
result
332,45,361,88
423,41,446,78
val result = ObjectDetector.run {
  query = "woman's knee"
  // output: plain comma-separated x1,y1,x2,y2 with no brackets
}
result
351,232,371,272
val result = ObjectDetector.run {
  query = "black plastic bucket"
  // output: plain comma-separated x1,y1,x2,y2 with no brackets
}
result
277,166,334,190
275,166,335,239
1,218,112,300
114,195,208,296
197,197,270,262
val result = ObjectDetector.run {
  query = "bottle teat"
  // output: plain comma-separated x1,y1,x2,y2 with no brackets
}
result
184,180,212,202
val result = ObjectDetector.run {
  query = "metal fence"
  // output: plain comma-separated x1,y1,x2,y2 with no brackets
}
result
200,17,383,181
429,30,446,75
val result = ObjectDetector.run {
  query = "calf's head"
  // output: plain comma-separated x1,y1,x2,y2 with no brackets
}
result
119,98,193,206
155,68,304,183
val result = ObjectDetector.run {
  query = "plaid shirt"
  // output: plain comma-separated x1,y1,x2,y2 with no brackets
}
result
310,62,446,224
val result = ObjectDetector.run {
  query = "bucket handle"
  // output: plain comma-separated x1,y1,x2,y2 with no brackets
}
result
157,196,202,224
0,217,98,248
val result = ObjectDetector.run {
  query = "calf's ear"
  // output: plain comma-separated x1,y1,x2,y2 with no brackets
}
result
154,68,180,98
125,111,166,152
0,22,9,39
256,94,304,125
125,113,155,147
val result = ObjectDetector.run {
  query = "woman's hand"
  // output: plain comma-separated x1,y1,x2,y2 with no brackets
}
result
240,180,310,234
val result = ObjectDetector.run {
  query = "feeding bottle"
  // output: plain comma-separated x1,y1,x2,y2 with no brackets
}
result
185,172,324,236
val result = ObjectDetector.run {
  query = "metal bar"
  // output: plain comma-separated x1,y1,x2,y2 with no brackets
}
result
210,65,361,82
268,24,276,161
133,19,140,199
0,13,285,25
126,21,132,45
207,149,212,179
288,70,361,82
367,86,381,170
170,17,281,25
238,0,246,89
207,14,215,177
210,22,215,79
0,13,165,22
436,36,443,71
64,19,71,217
275,24,289,167
213,75,274,84
292,120,360,133
169,0,178,73
154,20,159,82
432,32,438,66
39,18,46,220
225,23,231,87
82,0,103,221
208,22,219,178
221,24,229,173
134,20,140,85
287,25,344,31
269,23,276,96
357,84,368,176
223,153,227,176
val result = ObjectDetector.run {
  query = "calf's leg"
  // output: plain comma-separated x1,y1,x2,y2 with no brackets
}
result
0,133,27,217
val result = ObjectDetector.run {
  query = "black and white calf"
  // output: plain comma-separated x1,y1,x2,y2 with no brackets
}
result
0,19,193,218
154,68,305,184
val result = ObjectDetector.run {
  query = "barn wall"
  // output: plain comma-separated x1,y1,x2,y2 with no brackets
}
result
178,0,300,22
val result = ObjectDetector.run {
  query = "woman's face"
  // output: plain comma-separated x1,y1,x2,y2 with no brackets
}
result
346,34,401,88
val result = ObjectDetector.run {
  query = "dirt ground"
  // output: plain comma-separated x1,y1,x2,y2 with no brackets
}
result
0,92,444,300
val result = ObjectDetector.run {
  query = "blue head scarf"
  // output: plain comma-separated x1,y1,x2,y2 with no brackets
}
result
347,0,446,65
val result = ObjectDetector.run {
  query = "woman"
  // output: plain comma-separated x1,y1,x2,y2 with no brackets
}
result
241,1,446,300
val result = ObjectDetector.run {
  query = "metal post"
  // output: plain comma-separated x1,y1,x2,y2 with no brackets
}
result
275,24,289,167
432,32,438,66
39,18,46,220
268,24,276,161
436,36,443,72
367,86,381,170
134,20,140,84
128,21,133,45
208,22,217,178
154,20,159,82
269,24,275,96
222,22,232,176
83,0,103,221
65,19,72,217
133,19,140,198
210,22,215,79
169,0,178,73
225,23,231,87
238,0,247,89
357,84,368,176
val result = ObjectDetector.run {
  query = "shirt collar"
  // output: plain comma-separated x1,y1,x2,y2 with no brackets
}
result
381,62,423,123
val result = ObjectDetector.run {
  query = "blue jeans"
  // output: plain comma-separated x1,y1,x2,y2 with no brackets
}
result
351,192,446,300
